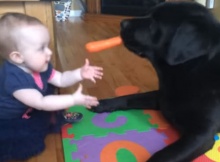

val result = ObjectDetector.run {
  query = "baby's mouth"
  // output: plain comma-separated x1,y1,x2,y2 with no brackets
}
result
46,60,50,63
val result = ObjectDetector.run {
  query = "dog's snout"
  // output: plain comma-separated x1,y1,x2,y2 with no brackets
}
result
121,20,130,29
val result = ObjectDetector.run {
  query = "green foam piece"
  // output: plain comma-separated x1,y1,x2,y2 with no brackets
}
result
117,149,137,162
62,138,76,162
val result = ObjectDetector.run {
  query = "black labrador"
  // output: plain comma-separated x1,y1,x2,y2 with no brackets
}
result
91,2,220,162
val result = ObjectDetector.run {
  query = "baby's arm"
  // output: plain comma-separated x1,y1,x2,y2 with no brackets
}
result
13,84,98,111
49,68,82,88
49,59,103,88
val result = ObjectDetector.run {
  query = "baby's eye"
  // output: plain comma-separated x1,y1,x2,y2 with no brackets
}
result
39,46,45,51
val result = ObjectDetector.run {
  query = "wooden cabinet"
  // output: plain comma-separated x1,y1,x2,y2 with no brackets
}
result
212,1,220,21
0,0,59,69
86,0,101,14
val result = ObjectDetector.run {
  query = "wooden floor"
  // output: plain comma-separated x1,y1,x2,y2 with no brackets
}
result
10,17,158,162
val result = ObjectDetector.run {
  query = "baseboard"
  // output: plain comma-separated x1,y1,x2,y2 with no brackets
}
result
70,10,82,17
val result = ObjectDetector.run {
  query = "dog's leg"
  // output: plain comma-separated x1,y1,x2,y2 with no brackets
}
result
91,90,159,113
147,130,215,162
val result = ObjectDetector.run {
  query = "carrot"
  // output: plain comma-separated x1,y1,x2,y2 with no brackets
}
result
85,36,122,53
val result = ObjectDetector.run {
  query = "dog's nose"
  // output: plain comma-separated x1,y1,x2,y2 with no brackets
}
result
121,20,130,29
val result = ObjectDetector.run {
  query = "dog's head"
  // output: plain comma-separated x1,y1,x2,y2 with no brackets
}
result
120,2,220,65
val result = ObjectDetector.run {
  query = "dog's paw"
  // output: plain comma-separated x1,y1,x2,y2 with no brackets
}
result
90,99,118,113
90,97,127,113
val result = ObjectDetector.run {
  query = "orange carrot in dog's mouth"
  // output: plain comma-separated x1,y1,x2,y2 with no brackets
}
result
85,36,122,53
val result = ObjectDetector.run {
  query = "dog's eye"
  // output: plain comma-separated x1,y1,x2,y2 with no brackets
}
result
149,22,162,44
150,20,159,32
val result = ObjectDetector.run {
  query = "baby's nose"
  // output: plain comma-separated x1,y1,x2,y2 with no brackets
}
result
46,48,52,56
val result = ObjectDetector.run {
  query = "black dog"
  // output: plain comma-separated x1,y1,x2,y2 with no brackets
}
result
91,1,220,162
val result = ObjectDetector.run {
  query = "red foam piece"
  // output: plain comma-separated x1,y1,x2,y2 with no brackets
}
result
144,110,170,129
61,124,74,139
193,154,215,162
157,128,179,145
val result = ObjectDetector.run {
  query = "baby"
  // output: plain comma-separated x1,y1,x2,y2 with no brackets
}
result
0,13,103,161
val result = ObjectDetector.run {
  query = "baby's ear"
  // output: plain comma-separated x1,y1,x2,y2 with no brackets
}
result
9,51,24,64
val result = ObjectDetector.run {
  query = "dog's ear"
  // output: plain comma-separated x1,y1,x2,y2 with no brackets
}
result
165,22,208,65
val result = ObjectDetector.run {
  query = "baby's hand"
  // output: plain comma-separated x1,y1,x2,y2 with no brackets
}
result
81,59,103,83
72,84,99,109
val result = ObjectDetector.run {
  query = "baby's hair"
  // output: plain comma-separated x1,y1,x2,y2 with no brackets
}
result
0,12,43,59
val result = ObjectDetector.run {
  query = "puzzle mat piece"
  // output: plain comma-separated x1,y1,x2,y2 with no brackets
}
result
144,110,170,129
66,106,156,140
68,130,166,162
62,138,77,162
157,127,179,145
62,124,74,139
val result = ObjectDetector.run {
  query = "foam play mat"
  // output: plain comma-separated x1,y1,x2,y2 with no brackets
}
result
61,106,220,162
61,86,220,162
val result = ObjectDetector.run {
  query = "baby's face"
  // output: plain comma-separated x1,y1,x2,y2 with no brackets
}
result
17,24,52,73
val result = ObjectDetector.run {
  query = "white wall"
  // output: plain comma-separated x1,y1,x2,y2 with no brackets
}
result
195,0,206,6
70,0,83,17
